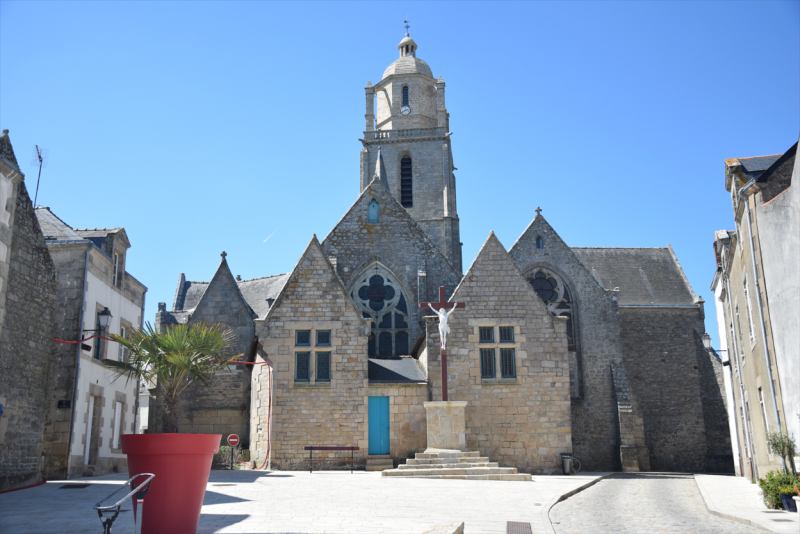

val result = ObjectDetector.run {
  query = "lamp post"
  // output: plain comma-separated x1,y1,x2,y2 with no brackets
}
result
702,332,729,365
83,307,113,358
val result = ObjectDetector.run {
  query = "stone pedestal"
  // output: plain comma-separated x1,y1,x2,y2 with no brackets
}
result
424,401,467,451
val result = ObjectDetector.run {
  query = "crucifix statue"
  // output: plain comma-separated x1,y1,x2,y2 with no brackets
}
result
420,286,466,401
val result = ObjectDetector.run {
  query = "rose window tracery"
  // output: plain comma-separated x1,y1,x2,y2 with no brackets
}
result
351,265,410,357
528,268,576,349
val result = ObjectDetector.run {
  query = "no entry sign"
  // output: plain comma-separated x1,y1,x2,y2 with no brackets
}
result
227,434,239,447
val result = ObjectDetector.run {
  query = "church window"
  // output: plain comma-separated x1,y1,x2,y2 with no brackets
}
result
368,200,379,223
536,236,544,250
351,264,411,357
500,348,516,378
295,352,310,382
316,352,331,382
479,327,494,343
295,330,311,347
527,269,577,350
400,157,413,207
480,348,496,378
316,330,331,347
499,326,514,343
402,86,409,106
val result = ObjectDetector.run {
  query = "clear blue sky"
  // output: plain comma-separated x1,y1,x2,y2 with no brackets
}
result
2,1,798,348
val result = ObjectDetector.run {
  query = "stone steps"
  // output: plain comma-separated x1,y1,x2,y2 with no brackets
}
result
366,455,394,472
382,449,531,481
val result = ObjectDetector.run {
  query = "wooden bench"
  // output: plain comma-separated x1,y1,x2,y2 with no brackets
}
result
304,446,359,473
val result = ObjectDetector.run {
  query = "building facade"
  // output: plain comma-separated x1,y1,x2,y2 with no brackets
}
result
0,130,58,492
155,32,732,475
712,140,799,479
35,208,147,479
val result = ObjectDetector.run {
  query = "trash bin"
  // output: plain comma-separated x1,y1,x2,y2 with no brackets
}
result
560,453,573,475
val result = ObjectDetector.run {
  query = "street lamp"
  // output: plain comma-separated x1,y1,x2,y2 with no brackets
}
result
84,307,113,333
702,332,730,365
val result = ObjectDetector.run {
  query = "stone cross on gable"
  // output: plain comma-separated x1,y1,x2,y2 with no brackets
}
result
420,286,466,402
535,206,542,216
221,251,227,258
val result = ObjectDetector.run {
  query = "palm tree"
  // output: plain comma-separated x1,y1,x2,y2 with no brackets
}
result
104,322,240,433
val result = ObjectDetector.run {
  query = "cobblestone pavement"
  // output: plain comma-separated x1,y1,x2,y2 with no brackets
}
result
550,474,766,533
0,470,604,533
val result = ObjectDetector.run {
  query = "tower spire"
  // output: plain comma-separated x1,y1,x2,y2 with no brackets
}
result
374,146,388,189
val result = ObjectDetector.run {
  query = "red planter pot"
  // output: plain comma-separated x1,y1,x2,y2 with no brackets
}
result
122,433,221,534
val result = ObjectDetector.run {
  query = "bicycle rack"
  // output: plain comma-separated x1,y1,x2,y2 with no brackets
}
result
93,473,154,534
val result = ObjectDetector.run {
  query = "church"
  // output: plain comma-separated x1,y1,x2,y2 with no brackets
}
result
152,32,732,474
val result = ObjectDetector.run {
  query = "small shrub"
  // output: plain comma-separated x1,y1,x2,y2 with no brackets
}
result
766,432,798,474
758,470,800,509
213,445,243,469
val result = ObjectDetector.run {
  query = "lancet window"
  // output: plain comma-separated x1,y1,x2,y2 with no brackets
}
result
400,156,413,207
350,265,410,357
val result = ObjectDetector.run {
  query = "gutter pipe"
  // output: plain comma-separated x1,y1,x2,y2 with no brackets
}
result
65,247,90,479
133,288,146,435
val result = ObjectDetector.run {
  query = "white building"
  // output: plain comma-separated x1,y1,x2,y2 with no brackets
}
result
36,208,147,479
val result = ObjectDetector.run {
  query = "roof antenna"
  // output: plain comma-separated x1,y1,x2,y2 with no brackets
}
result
30,145,48,208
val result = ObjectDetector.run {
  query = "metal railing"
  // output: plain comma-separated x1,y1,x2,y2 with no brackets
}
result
94,473,154,534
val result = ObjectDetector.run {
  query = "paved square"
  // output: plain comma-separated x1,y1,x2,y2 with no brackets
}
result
0,470,603,534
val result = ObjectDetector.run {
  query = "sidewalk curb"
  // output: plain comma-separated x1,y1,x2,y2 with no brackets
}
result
541,474,613,534
693,475,780,533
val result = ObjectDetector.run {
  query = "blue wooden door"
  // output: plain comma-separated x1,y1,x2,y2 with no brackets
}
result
368,396,390,455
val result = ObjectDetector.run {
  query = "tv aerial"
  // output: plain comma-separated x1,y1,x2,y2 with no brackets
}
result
30,145,48,208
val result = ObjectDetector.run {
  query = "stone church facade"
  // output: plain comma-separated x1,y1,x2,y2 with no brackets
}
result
153,33,732,474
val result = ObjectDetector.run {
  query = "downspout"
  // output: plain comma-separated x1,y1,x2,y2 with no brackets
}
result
724,272,756,479
738,182,783,463
65,247,90,479
133,289,146,434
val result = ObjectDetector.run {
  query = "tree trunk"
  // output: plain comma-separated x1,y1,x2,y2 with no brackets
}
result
161,383,181,434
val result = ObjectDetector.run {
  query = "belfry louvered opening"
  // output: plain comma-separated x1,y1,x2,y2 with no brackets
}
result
400,156,413,207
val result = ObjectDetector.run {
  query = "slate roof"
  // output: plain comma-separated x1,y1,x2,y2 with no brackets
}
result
238,274,292,320
572,247,696,306
34,207,84,241
756,141,797,183
368,357,426,382
173,273,291,320
74,228,124,238
739,154,782,173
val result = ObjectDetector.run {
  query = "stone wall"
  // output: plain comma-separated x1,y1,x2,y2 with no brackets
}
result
0,182,57,491
322,181,462,350
41,243,89,480
619,308,732,472
367,383,428,461
509,215,624,471
427,233,572,474
251,238,370,469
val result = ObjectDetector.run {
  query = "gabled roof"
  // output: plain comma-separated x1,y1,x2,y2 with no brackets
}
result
756,141,797,184
34,207,84,241
192,254,255,319
258,235,363,324
572,246,696,306
739,154,782,173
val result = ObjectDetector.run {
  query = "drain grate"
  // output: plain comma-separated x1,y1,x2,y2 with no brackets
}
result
59,484,90,489
507,522,532,534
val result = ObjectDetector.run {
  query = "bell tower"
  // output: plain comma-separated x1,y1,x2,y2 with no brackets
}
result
359,31,462,273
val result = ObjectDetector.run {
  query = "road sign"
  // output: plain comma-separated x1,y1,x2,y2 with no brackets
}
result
227,434,239,447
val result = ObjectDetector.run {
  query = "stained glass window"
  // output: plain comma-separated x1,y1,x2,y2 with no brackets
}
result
295,353,310,381
316,330,331,346
480,348,495,378
499,326,514,343
500,348,516,378
316,353,331,381
527,267,576,349
351,264,411,357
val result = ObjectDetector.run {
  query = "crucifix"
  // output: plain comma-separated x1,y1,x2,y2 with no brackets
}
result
420,286,465,401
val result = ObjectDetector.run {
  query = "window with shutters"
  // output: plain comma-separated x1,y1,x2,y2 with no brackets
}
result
480,348,495,379
400,156,413,207
316,352,331,382
295,352,310,382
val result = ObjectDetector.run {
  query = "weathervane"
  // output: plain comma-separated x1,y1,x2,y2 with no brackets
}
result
404,18,410,35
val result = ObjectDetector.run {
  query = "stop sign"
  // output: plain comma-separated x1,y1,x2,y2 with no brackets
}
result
227,434,239,447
